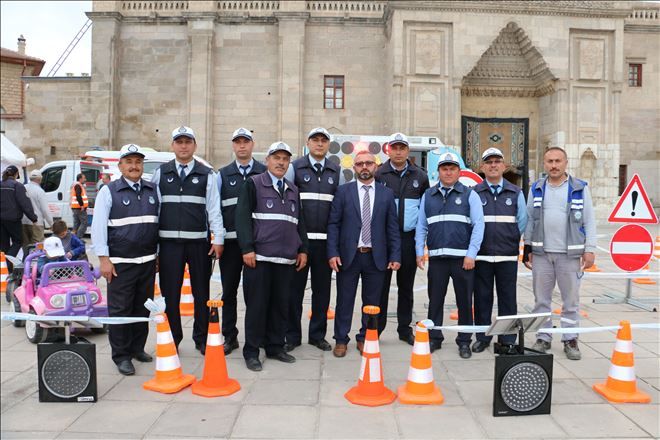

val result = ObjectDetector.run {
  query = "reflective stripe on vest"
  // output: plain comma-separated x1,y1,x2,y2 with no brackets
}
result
161,195,206,204
109,254,157,264
299,192,334,202
428,247,468,257
255,254,296,265
159,230,208,239
307,232,327,240
427,214,470,224
221,197,238,207
252,212,299,225
70,183,88,209
108,215,158,227
475,255,519,262
483,215,516,223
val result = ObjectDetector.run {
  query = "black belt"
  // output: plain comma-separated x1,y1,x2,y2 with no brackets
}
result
358,247,372,253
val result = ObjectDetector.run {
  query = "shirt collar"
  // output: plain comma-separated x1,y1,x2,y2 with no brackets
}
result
389,160,409,175
122,177,140,187
267,171,285,188
175,159,195,170
357,180,375,191
487,178,504,188
308,155,326,168
235,159,254,170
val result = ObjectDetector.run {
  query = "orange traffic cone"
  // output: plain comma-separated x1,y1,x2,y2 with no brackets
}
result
450,306,474,321
0,252,7,295
633,264,656,285
345,305,396,406
153,273,161,299
398,320,444,405
585,263,602,272
180,264,194,316
553,308,589,318
654,236,660,258
593,320,650,403
307,307,336,320
518,239,524,262
143,309,196,394
192,300,240,397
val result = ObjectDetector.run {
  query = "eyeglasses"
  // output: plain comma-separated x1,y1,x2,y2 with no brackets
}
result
354,161,375,167
484,159,503,165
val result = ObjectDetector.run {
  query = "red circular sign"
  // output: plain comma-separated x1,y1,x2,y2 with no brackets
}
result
459,170,483,188
609,224,654,272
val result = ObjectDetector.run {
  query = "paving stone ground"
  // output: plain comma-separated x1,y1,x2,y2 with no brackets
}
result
1,226,658,439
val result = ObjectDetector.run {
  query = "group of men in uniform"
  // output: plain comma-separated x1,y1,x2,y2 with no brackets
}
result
91,125,596,375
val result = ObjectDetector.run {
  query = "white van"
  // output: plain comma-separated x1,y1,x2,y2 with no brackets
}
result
39,160,106,226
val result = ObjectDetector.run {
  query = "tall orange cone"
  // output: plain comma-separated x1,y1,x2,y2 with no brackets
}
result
0,252,8,295
192,299,241,397
180,264,194,316
345,305,396,406
398,320,444,405
633,264,656,285
143,298,196,394
585,263,602,272
593,320,650,403
553,307,588,318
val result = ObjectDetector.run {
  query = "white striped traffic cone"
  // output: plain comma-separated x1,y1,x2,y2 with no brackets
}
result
180,264,194,316
397,320,443,405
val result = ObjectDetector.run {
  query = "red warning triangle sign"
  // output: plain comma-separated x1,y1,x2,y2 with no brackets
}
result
608,174,658,224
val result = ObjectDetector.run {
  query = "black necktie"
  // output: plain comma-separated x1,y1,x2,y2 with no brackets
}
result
491,184,500,195
133,183,140,193
277,180,284,197
314,163,323,175
179,164,187,180
441,187,451,198
240,165,249,179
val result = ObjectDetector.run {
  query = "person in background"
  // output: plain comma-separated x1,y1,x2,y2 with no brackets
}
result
1,165,37,265
22,170,54,252
52,220,86,260
97,173,112,191
71,173,89,240
36,236,68,282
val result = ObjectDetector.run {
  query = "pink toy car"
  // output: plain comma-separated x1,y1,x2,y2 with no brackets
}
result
10,249,108,343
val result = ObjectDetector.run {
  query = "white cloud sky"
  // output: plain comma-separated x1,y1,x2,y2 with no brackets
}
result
0,1,92,76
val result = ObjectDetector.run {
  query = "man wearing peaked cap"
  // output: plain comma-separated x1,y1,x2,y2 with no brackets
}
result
374,132,429,346
151,126,225,356
284,127,340,353
22,169,54,252
216,128,266,355
235,141,308,371
415,151,484,359
1,165,37,266
472,148,527,355
91,143,159,375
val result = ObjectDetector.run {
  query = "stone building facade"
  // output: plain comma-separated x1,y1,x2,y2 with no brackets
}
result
14,1,660,219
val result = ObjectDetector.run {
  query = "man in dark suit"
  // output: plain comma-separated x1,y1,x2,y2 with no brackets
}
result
327,150,401,358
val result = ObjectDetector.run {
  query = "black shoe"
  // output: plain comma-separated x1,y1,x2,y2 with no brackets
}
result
459,345,472,359
399,333,415,346
284,342,301,353
471,340,490,353
308,339,332,351
266,351,296,363
132,351,153,362
195,342,206,355
245,357,263,372
224,339,239,355
429,340,443,353
117,359,135,376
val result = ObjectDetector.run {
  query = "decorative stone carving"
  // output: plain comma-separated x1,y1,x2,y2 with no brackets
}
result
411,31,443,75
575,87,604,144
410,83,444,133
578,39,605,80
462,22,556,97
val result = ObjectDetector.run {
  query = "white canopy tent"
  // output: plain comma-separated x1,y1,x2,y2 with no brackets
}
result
1,134,35,181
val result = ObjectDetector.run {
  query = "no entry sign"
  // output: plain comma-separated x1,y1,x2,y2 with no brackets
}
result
609,224,654,272
459,170,483,188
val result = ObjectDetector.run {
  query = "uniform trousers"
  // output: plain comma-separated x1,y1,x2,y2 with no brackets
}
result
220,240,244,343
72,208,88,240
474,260,518,344
107,260,155,364
334,251,385,345
427,258,474,346
242,261,295,359
0,220,23,268
159,240,212,348
378,231,417,337
532,252,581,342
287,239,332,345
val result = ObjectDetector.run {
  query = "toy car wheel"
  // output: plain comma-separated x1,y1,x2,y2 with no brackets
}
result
25,309,47,344
11,295,25,328
91,324,109,334
5,278,17,303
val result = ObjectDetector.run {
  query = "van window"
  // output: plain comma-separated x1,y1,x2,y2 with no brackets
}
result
82,166,102,206
143,161,166,175
41,166,65,193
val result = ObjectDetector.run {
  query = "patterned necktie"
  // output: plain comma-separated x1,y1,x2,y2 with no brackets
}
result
240,165,249,179
314,163,323,176
132,183,140,193
277,179,284,197
361,185,372,246
179,164,187,181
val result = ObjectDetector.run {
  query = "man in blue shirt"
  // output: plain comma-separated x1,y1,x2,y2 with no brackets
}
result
472,148,527,355
415,152,484,359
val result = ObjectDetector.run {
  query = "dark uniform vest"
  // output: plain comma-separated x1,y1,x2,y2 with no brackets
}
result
292,155,340,240
375,160,429,232
158,160,211,242
251,172,301,264
474,179,521,261
107,178,159,263
219,160,266,240
423,181,473,259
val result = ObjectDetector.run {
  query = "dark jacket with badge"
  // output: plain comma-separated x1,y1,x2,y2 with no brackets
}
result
474,179,521,260
291,155,340,240
375,159,429,232
158,160,211,242
422,181,473,259
0,178,37,222
219,160,267,240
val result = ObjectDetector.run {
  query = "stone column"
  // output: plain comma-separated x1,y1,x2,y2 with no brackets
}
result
185,15,215,161
276,2,308,152
86,11,121,147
